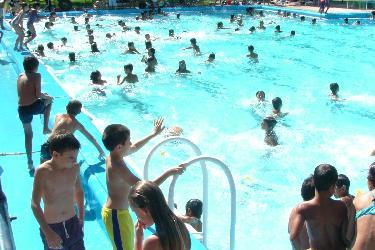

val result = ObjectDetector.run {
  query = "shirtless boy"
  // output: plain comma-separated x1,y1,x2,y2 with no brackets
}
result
101,119,186,250
40,100,105,163
272,97,288,118
17,56,52,174
117,64,139,84
289,164,350,250
31,133,85,250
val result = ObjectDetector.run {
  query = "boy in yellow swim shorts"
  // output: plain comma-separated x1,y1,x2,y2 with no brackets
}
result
101,118,186,250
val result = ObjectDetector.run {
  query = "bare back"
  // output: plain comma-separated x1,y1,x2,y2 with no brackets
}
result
17,72,41,106
35,162,79,223
51,114,79,135
352,192,375,250
302,198,348,250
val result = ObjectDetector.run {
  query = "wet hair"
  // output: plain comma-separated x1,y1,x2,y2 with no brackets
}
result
49,133,81,154
336,174,350,193
129,181,191,250
272,97,282,110
37,44,44,52
313,164,338,192
190,38,197,45
177,13,180,18
186,199,203,219
217,21,223,28
91,42,99,52
74,25,79,31
124,63,133,72
85,17,89,23
330,83,339,94
248,45,254,52
262,117,277,130
367,162,375,187
102,124,130,151
230,14,235,19
291,30,296,36
300,16,305,21
106,33,112,38
87,29,93,35
69,52,76,62
275,25,280,30
312,18,317,24
135,26,140,30
61,37,67,43
66,100,82,116
90,70,101,82
23,56,39,72
145,41,152,49
128,42,134,47
209,53,215,59
47,42,54,49
249,26,256,32
256,90,265,98
344,18,349,23
356,20,361,25
301,175,315,201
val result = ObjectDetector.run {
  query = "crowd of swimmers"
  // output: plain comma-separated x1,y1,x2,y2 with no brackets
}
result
6,2,375,250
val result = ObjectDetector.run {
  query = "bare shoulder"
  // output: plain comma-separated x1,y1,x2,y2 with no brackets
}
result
353,192,371,210
34,163,51,179
143,235,162,250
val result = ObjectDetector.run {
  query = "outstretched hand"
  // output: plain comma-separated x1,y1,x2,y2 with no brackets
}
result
152,117,165,136
169,163,187,176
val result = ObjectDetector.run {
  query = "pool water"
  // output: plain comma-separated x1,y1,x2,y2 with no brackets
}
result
28,9,375,250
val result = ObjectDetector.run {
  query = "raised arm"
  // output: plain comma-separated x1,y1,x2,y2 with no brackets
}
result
74,166,84,224
77,122,105,159
127,118,165,155
31,168,63,249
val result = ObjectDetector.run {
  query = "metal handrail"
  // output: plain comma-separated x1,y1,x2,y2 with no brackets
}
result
143,137,236,250
143,136,209,247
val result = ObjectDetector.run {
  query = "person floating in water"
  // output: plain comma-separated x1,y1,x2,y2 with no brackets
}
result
247,45,258,62
272,97,288,118
256,91,265,103
117,64,139,84
261,117,278,147
176,60,191,74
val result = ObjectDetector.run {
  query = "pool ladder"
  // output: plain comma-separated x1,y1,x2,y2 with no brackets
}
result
143,137,236,250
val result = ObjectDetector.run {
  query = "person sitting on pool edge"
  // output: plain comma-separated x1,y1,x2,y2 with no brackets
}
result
288,175,315,250
176,60,191,74
272,97,288,118
178,199,203,232
40,100,105,163
261,116,278,147
184,38,200,55
117,64,138,84
247,45,258,61
101,121,187,250
124,42,140,54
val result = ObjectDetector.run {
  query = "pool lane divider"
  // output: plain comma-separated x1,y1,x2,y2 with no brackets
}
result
1,21,206,250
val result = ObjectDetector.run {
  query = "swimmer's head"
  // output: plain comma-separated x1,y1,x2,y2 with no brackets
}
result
313,164,338,194
329,83,339,95
344,18,349,24
69,52,76,62
74,25,79,31
66,100,82,116
249,26,256,32
23,56,39,72
37,44,44,52
248,45,255,52
85,17,89,24
230,14,235,20
86,24,91,30
47,42,54,49
71,17,75,22
301,175,315,201
145,41,152,49
367,162,375,190
355,20,360,25
177,13,181,19
128,42,135,48
91,42,99,52
300,16,305,21
256,90,265,101
272,97,283,111
334,174,350,198
217,22,224,29
208,53,215,61
261,117,277,131
169,29,175,36
275,25,281,31
135,26,140,33
145,33,151,40
61,37,67,45
90,70,102,82
106,33,112,38
185,199,203,219
102,124,131,152
178,60,186,69
124,64,133,74
190,38,197,45
312,18,316,24
291,30,296,36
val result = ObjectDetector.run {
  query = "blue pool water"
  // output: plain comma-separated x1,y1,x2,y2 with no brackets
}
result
6,7,375,250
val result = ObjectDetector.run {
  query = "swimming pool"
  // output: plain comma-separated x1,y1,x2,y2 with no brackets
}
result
8,6,375,250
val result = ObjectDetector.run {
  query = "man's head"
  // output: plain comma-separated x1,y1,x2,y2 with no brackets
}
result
169,29,174,37
248,45,254,52
185,199,203,219
37,44,44,52
300,16,305,21
190,38,197,45
275,25,281,31
74,25,79,31
334,174,350,198
49,133,81,168
272,97,282,111
135,26,140,33
66,100,82,116
128,42,135,48
330,83,339,95
23,56,39,72
217,22,224,29
47,42,54,50
102,124,131,154
208,53,215,61
90,70,101,82
69,52,76,62
312,18,316,24
313,164,338,195
344,18,349,24
249,26,256,32
61,37,67,45
124,64,133,74
291,30,296,36
301,175,315,201
261,117,277,131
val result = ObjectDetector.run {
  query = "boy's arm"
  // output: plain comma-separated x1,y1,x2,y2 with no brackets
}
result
127,118,165,155
34,74,52,100
74,167,84,223
289,205,305,247
152,164,185,186
76,122,105,159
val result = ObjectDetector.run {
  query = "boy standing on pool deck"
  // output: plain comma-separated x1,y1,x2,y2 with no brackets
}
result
101,120,186,250
31,133,85,250
17,56,52,174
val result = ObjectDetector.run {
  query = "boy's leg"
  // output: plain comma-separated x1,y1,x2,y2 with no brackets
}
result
22,123,34,170
43,101,52,134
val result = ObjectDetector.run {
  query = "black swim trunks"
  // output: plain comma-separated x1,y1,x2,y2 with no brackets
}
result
40,215,85,250
40,141,51,161
18,99,48,124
